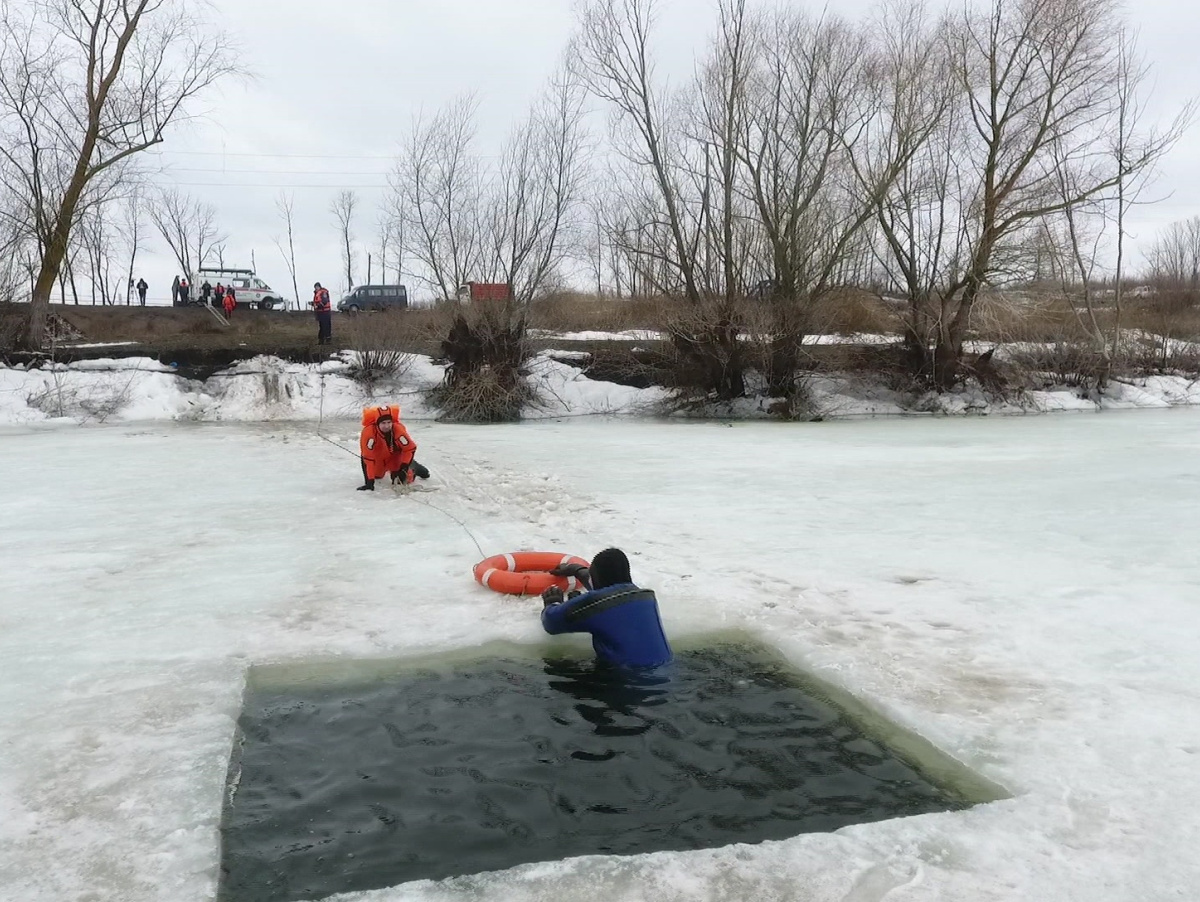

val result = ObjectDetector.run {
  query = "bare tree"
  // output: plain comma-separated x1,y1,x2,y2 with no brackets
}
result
0,0,235,347
272,191,301,308
869,1,969,374
1145,216,1200,364
576,0,703,303
485,70,588,302
0,182,31,302
148,187,223,278
392,96,483,301
122,189,144,304
918,0,1163,389
677,0,757,305
79,202,125,304
735,8,885,394
330,189,358,292
1046,27,1192,385
1148,217,1200,287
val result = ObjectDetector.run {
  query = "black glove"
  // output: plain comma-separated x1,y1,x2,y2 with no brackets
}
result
567,590,583,601
392,465,409,485
357,480,375,491
550,563,591,588
541,586,565,608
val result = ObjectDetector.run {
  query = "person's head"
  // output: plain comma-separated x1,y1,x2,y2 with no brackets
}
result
314,282,322,290
590,548,632,590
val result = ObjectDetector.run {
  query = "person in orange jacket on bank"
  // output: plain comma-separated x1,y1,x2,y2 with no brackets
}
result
358,405,431,491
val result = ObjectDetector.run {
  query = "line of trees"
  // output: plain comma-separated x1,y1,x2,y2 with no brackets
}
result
569,0,1192,392
1,0,1194,397
0,0,236,346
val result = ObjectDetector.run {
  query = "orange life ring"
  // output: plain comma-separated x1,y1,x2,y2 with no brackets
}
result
473,551,591,597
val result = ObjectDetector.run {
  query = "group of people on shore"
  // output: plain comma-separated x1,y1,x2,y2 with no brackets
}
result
129,276,331,343
163,275,237,316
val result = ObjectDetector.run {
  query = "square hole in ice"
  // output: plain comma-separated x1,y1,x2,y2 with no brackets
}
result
218,635,1004,902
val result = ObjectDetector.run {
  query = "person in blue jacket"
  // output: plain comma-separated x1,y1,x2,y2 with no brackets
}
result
540,548,672,668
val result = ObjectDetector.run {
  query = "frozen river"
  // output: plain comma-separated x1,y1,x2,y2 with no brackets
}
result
2,411,1200,901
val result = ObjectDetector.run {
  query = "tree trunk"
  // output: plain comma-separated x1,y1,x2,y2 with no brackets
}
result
933,282,978,391
904,320,934,380
765,298,802,397
27,125,99,348
932,336,961,391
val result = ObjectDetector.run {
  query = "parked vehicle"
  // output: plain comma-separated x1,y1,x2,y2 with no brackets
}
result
456,282,512,304
337,284,409,313
191,267,289,310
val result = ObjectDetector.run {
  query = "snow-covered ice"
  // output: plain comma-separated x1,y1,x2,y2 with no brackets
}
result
3,410,1200,901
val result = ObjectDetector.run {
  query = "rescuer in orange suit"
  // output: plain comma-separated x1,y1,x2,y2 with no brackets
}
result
357,405,430,491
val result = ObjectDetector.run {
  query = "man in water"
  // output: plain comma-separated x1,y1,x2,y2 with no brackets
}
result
540,548,672,668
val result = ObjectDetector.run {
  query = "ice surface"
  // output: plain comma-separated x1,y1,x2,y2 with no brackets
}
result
3,412,1200,901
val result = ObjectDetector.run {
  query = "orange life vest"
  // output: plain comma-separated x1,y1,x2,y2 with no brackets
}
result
359,405,416,480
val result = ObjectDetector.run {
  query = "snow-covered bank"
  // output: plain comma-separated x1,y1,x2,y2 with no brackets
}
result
0,353,668,425
1,351,1198,425
3,414,1200,901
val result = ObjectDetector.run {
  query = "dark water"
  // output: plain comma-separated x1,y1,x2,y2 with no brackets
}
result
219,642,970,902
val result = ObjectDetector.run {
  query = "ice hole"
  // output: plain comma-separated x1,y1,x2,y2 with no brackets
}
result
218,633,1007,901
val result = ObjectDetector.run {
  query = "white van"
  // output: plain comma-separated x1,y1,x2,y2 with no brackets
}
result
192,267,290,310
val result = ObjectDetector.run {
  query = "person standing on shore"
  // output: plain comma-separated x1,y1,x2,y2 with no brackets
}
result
312,282,333,345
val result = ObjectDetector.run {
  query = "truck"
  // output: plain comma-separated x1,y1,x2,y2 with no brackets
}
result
191,267,289,311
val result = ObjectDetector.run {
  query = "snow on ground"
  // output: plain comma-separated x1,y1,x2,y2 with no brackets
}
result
529,330,897,346
63,341,143,350
2,351,1199,426
3,412,1200,901
0,353,668,425
529,329,665,342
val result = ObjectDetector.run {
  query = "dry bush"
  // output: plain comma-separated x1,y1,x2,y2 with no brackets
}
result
1124,289,1200,346
582,347,671,389
1120,330,1200,375
427,300,535,422
528,292,682,334
810,288,902,336
662,299,751,402
1003,343,1112,389
345,347,414,389
428,365,540,423
968,290,1084,343
25,372,134,422
342,311,422,389
0,304,25,352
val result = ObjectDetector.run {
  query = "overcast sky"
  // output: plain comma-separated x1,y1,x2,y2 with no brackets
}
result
134,0,1200,306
